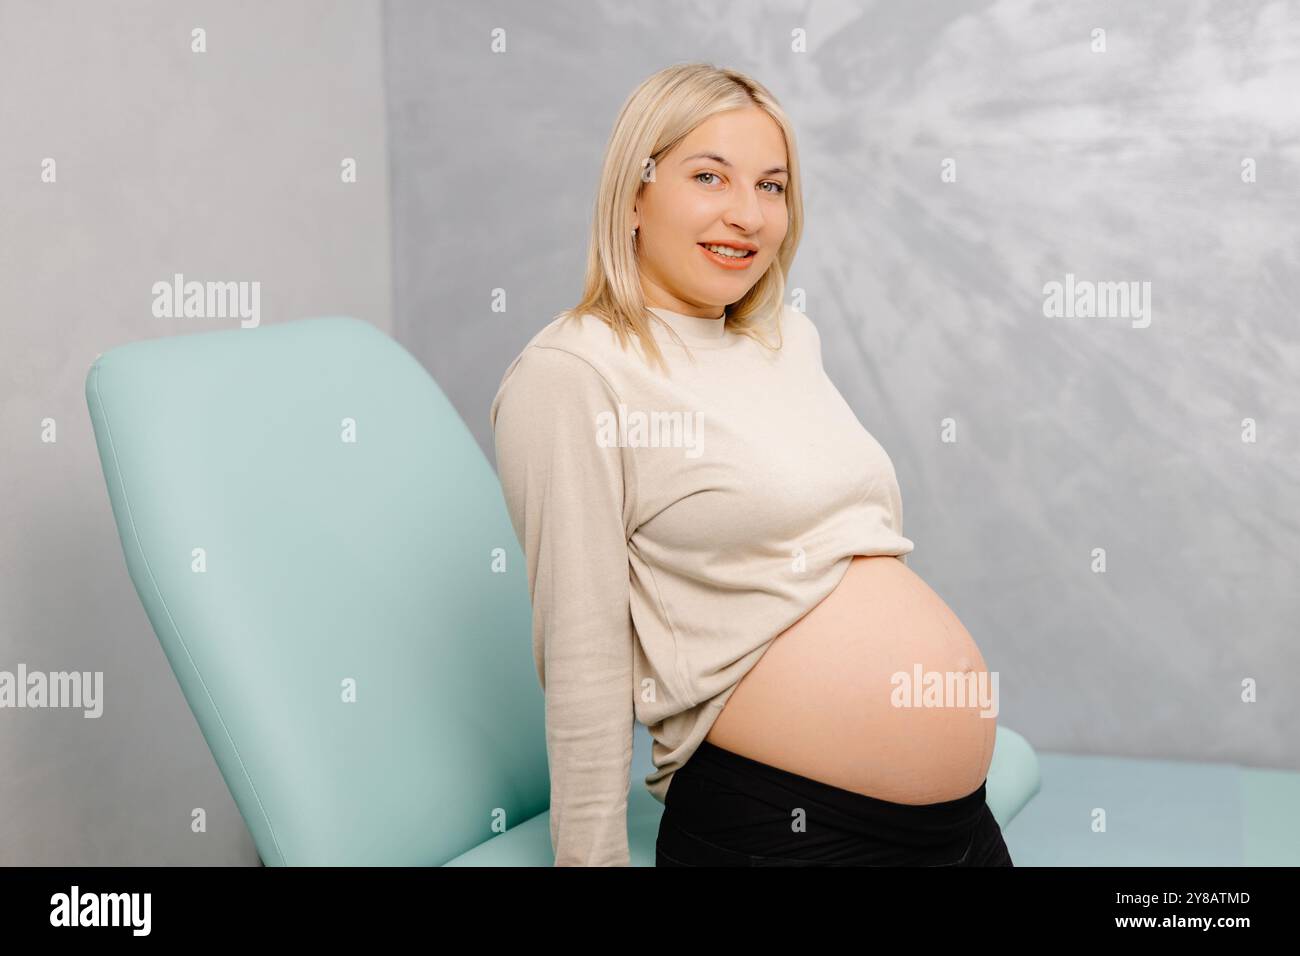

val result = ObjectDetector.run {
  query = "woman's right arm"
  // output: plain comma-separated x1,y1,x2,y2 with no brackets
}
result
489,345,637,867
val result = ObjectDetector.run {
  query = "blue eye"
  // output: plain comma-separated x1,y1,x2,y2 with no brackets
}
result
695,172,720,186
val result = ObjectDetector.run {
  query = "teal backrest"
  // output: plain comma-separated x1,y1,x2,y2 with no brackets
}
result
85,316,546,865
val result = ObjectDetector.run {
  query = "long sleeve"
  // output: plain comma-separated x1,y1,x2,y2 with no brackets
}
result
489,345,637,867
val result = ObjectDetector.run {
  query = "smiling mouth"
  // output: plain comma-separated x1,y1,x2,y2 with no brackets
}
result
698,242,756,259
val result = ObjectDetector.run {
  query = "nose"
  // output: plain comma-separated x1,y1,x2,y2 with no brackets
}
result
722,187,765,235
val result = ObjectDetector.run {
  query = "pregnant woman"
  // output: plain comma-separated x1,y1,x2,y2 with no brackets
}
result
490,62,1012,867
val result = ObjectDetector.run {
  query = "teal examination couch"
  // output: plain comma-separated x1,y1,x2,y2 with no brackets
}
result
85,316,1041,866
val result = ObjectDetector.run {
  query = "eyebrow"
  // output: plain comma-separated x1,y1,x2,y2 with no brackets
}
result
679,152,789,177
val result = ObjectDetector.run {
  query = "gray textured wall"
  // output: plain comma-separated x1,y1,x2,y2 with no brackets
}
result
0,0,392,864
385,0,1300,791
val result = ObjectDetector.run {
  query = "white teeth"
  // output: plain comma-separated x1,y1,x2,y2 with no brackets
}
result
703,243,752,258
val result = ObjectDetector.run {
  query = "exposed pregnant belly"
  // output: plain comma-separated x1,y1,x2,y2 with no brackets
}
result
705,554,997,805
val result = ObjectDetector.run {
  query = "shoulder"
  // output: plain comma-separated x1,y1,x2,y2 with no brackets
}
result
757,304,822,364
490,314,630,431
515,310,642,377
781,303,820,344
503,311,628,384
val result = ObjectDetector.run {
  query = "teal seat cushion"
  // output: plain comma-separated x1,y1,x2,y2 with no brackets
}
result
87,317,548,865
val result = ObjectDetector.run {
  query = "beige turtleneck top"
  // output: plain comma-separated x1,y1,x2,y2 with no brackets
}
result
488,303,914,865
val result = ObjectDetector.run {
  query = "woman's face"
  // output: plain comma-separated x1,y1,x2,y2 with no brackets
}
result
633,107,790,318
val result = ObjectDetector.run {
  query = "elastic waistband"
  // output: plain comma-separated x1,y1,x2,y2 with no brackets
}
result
684,738,988,843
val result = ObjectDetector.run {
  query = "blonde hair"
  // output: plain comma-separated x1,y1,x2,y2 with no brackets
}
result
560,62,804,375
